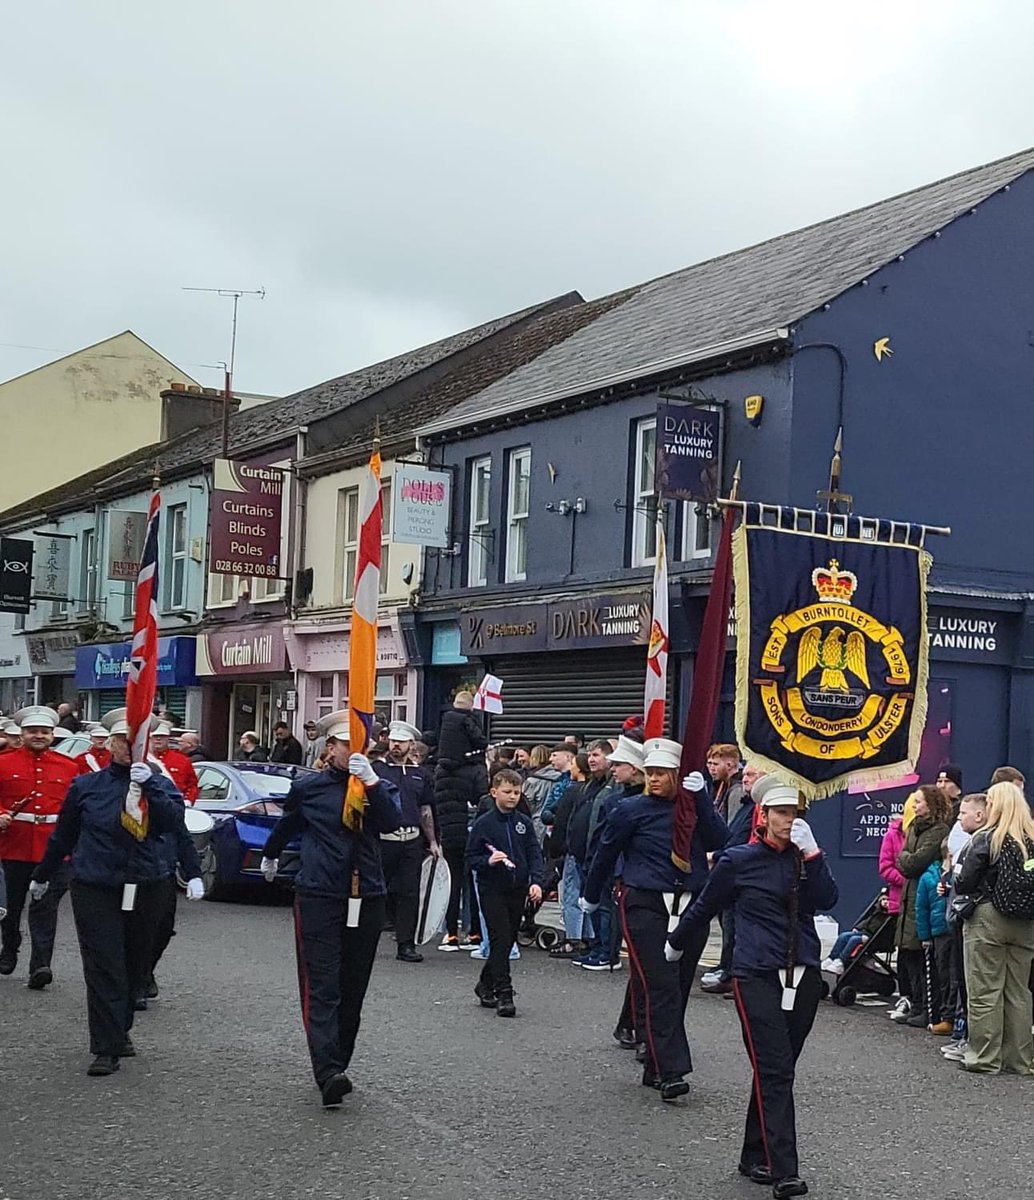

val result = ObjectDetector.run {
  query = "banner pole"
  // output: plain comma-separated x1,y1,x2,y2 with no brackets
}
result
714,497,951,539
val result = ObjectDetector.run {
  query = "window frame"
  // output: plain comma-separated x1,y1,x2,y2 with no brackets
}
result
631,418,659,568
79,528,98,613
468,456,492,587
167,503,188,611
504,448,531,583
681,501,713,562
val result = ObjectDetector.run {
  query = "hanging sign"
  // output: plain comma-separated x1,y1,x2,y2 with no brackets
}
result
656,403,721,502
0,537,34,614
209,459,285,579
107,510,148,581
391,465,451,547
33,534,71,601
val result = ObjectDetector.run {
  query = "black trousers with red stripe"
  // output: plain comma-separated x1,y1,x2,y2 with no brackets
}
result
732,968,822,1181
293,892,385,1088
620,887,709,1081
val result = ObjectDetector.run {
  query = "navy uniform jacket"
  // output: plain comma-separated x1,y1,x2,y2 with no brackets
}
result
32,764,192,888
583,791,728,904
373,759,434,828
669,839,839,972
466,803,544,894
263,766,401,899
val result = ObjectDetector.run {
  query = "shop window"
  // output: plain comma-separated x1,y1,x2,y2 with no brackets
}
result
505,448,531,583
375,673,408,725
631,418,659,567
207,571,239,608
316,673,339,719
468,456,492,587
167,504,188,610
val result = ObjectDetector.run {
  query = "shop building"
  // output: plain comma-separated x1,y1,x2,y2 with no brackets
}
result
73,635,200,726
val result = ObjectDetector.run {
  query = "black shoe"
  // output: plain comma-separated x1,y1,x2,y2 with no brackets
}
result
0,949,16,976
320,1072,353,1108
496,990,516,1018
27,966,53,990
615,1027,637,1050
659,1077,689,1102
396,943,424,963
773,1178,808,1199
905,1011,929,1028
133,996,148,1012
118,1036,136,1057
474,980,498,1008
641,1072,660,1089
145,974,159,999
87,1055,120,1077
738,1163,774,1185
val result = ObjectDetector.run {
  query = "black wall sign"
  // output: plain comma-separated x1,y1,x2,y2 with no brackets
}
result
0,537,34,614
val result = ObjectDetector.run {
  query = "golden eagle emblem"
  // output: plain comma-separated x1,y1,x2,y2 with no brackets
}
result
797,626,869,693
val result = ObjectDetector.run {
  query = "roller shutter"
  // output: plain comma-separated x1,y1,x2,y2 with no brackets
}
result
97,685,188,724
484,649,674,746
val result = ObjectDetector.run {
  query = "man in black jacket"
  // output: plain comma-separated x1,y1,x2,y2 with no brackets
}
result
270,722,304,765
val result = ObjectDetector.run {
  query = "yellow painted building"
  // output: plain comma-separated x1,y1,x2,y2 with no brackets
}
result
0,330,197,512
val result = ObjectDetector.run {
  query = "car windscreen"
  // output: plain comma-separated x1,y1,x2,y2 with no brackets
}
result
237,771,297,798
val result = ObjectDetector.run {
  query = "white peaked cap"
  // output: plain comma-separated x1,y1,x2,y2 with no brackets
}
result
388,720,421,743
607,735,645,769
642,737,682,770
752,775,801,808
317,709,353,743
14,705,60,730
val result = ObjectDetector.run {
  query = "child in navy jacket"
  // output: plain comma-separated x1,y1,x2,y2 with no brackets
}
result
466,769,544,1016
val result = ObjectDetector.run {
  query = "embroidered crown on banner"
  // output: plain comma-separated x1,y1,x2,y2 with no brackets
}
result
811,560,858,604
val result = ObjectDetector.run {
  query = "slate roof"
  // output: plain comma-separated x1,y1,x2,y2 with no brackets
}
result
0,293,584,528
420,147,1034,435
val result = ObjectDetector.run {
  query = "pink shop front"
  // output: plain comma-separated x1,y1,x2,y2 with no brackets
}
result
287,620,417,733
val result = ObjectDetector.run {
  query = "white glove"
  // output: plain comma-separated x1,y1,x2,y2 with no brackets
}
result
348,753,379,786
185,878,204,901
577,896,599,915
260,857,279,883
682,772,706,792
130,762,152,784
29,880,49,902
790,818,820,858
664,941,683,963
0,907,7,920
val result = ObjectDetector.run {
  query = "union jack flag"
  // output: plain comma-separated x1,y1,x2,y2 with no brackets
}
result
122,488,161,840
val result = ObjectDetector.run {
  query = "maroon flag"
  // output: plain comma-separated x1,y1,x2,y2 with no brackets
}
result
672,504,735,872
122,488,161,840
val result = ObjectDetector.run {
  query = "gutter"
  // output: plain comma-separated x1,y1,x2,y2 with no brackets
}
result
416,326,790,439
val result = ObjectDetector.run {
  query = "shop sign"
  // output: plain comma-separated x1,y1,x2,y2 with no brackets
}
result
209,458,285,580
106,510,147,581
391,466,451,548
460,592,650,656
196,623,289,676
927,607,1014,664
656,403,721,502
290,625,406,672
0,537,33,615
33,534,71,601
431,622,467,665
75,636,198,689
26,631,79,674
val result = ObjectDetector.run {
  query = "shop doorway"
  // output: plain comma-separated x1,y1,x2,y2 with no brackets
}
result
231,683,272,755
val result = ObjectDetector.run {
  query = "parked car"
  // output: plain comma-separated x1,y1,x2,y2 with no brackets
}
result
53,732,92,760
191,761,315,899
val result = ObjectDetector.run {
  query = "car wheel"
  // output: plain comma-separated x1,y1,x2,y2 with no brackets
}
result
200,844,225,900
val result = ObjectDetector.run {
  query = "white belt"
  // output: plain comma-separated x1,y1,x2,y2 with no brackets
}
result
12,812,59,825
380,827,420,842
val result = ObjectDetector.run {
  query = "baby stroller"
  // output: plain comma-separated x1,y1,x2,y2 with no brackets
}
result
823,890,898,1007
518,895,566,951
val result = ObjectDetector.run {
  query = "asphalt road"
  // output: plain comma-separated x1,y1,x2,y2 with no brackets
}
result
2,896,1030,1200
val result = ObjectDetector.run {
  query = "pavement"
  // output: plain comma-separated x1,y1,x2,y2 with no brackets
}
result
1,897,1030,1200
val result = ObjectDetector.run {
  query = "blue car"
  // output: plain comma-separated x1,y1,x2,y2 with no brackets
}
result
191,761,315,899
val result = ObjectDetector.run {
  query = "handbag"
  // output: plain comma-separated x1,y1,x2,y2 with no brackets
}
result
947,893,977,928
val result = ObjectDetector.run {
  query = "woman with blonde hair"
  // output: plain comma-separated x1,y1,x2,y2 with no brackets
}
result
955,781,1034,1073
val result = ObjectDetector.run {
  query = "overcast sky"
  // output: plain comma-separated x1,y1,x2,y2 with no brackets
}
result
3,1,1032,398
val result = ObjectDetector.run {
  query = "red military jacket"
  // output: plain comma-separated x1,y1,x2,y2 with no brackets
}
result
0,746,80,862
153,747,199,804
76,747,113,775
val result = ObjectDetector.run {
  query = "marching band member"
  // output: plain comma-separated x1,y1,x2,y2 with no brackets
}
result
667,776,838,1199
580,737,727,1101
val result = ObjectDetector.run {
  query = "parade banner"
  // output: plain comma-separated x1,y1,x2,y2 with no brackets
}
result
733,506,931,800
655,403,721,502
